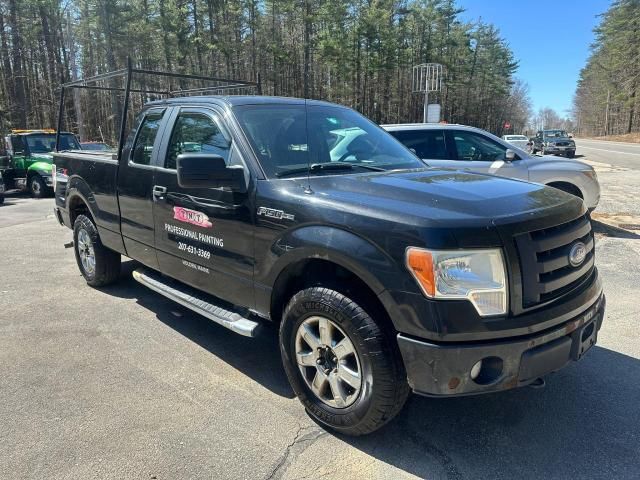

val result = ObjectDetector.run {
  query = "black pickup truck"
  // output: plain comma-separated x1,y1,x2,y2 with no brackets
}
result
53,94,605,436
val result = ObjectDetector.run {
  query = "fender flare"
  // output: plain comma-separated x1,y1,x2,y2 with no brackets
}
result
264,224,405,299
26,161,53,177
65,176,99,225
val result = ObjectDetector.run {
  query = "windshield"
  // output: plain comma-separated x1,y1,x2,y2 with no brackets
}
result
81,142,111,151
234,104,424,178
26,134,80,153
543,130,569,138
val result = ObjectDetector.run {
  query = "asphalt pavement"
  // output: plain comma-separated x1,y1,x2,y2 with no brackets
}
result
1,143,640,479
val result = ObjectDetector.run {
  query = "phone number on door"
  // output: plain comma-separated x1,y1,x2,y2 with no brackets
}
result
177,242,211,259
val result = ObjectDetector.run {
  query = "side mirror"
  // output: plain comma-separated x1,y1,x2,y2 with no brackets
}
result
505,149,516,161
177,153,246,190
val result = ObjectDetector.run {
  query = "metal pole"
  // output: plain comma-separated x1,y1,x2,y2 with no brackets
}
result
55,86,65,152
117,57,133,160
423,91,428,123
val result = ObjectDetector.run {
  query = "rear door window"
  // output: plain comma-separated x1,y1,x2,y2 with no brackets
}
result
131,110,165,165
389,129,448,159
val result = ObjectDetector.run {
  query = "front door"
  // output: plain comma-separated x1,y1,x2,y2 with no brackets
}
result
443,129,529,181
152,107,255,308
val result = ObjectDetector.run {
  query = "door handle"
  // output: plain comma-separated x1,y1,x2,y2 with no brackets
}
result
152,185,167,199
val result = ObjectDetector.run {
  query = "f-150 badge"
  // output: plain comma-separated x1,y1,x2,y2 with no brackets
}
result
257,207,295,221
173,206,213,228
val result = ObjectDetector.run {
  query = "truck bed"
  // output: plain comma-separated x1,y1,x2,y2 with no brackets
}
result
53,150,123,253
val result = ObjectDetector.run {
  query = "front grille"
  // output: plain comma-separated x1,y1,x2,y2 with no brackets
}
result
555,141,570,146
516,214,595,308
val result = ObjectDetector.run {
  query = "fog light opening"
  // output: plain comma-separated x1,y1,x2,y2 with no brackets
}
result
470,356,504,385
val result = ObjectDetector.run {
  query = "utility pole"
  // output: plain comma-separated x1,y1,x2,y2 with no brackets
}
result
604,89,611,137
66,11,85,140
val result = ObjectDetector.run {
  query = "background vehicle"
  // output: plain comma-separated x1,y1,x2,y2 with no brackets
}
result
384,123,599,210
1,129,81,198
53,67,605,436
531,129,576,157
80,142,113,152
502,134,531,150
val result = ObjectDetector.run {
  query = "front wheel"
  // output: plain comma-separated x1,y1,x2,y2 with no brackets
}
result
73,214,121,287
280,287,409,436
566,150,575,158
29,175,47,198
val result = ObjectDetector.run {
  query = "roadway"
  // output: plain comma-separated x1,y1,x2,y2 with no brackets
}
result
575,138,640,170
1,142,639,479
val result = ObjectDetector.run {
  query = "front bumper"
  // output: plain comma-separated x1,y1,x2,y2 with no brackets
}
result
543,146,575,154
398,293,605,397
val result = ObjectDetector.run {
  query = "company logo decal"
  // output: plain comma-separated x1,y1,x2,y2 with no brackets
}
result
173,206,213,228
568,241,587,267
257,207,295,221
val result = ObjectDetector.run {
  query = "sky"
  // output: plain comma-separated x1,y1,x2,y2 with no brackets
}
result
456,0,612,118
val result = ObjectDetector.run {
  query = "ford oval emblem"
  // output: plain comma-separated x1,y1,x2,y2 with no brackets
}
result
569,242,587,267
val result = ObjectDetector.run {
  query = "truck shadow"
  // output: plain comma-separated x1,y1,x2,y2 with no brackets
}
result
102,260,295,399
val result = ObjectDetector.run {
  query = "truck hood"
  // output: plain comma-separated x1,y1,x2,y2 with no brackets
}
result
306,168,583,229
31,153,54,161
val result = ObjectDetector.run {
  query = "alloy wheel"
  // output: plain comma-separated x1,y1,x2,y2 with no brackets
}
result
294,315,362,408
77,228,96,275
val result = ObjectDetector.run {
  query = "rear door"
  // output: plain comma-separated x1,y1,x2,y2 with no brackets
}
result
444,129,529,180
388,128,453,167
117,107,168,269
152,106,255,308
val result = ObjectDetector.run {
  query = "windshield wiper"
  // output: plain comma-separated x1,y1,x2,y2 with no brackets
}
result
276,162,384,178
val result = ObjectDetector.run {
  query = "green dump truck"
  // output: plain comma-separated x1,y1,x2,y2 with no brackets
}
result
0,129,81,198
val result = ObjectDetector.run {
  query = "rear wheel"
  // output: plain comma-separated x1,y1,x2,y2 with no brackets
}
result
280,286,409,436
73,214,121,287
29,175,47,198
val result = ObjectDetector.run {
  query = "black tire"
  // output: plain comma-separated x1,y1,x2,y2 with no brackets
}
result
532,147,538,154
73,214,121,287
0,195,4,205
280,286,410,436
29,175,47,198
566,150,575,158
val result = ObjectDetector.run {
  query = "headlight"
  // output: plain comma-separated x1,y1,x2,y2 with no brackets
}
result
583,169,598,182
406,248,507,316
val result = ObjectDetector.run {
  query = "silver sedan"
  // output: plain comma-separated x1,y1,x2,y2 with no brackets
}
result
502,134,531,151
384,123,600,210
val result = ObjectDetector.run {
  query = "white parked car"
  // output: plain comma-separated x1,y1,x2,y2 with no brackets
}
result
383,123,600,210
502,134,531,150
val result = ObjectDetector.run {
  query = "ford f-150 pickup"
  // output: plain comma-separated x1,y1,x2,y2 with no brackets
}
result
52,74,605,436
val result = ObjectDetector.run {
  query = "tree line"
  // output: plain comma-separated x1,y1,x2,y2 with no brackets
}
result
574,0,640,137
0,0,532,143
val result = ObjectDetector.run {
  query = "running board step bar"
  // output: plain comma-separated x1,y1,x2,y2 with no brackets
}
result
132,268,261,337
